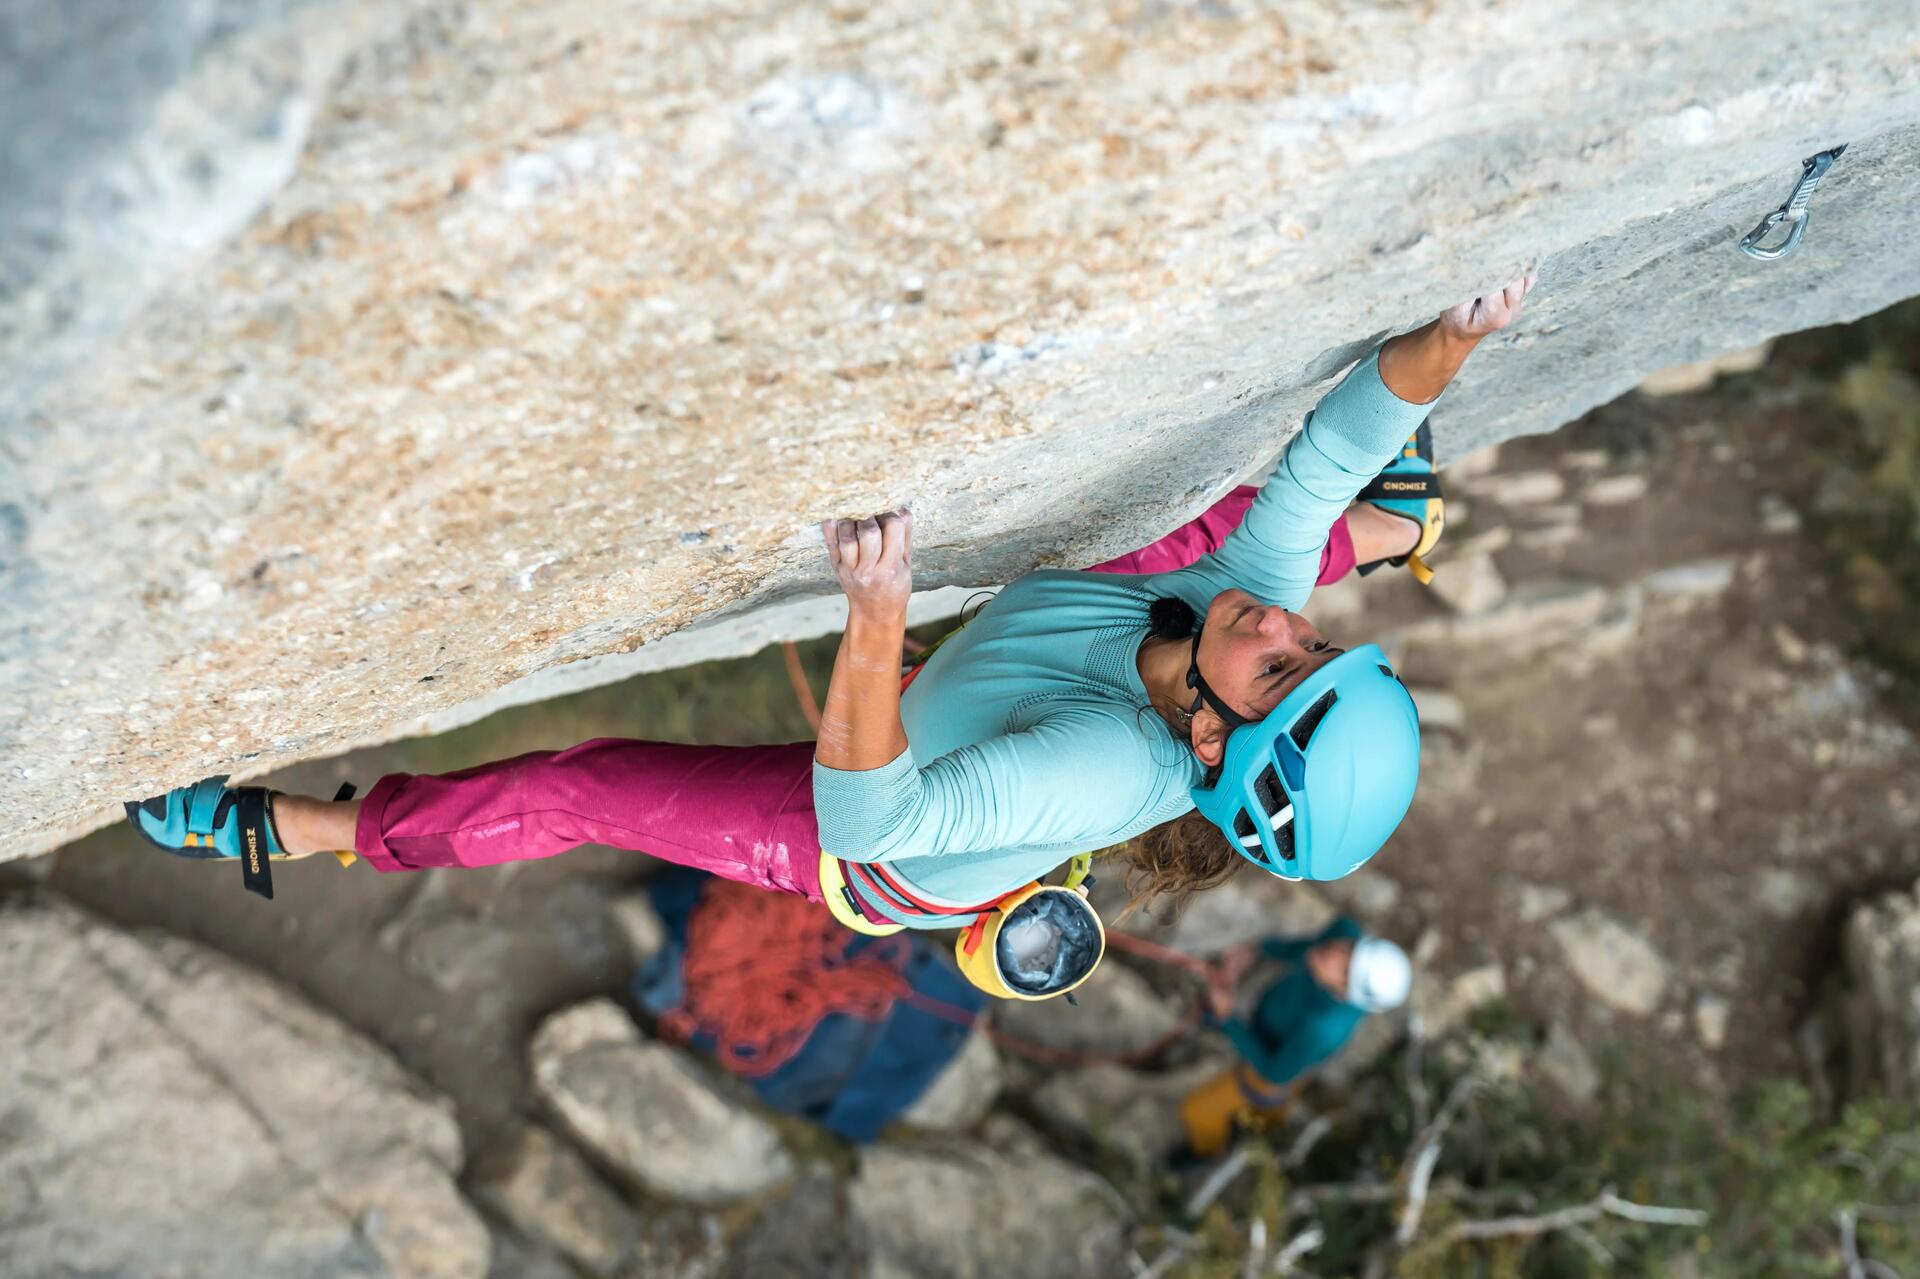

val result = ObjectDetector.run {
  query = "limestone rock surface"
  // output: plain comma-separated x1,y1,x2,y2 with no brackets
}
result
1842,879,1920,1103
1030,1056,1232,1176
849,1139,1129,1279
6,0,1920,858
476,1124,641,1276
529,998,794,1205
1550,908,1672,1015
0,893,489,1278
992,959,1185,1058
899,1023,1003,1131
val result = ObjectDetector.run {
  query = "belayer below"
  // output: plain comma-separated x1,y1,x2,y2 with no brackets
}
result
127,273,1537,1000
1179,916,1412,1158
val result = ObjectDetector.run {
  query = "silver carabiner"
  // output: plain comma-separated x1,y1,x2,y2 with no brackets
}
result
1739,145,1847,261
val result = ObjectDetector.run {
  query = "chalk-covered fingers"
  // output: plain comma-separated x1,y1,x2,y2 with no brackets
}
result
823,507,913,619
877,507,912,569
1439,266,1540,341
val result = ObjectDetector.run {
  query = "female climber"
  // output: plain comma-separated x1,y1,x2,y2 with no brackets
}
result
126,272,1535,980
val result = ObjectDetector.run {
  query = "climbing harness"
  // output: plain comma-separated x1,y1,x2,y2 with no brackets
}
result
809,607,1114,1001
1739,145,1848,261
823,847,1108,1001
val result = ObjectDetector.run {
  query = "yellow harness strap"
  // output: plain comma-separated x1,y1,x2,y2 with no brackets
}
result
818,852,907,937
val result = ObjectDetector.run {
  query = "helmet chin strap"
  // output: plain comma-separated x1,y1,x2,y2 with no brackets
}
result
1185,626,1253,731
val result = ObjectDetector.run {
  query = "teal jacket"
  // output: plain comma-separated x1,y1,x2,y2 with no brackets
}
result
812,348,1433,905
1223,916,1367,1086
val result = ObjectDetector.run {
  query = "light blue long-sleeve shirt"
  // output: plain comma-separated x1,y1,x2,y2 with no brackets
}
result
813,347,1433,905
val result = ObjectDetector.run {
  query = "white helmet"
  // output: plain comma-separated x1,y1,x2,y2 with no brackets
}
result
1347,937,1412,1012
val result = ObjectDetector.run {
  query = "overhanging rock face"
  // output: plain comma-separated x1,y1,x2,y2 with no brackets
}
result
5,0,1919,859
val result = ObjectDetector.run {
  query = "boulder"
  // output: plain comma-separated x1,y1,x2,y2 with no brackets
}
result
1510,881,1573,924
992,960,1186,1059
0,893,489,1278
1693,994,1732,1051
610,890,668,967
529,999,793,1205
900,1024,1003,1131
1121,871,1337,958
1412,962,1507,1039
1549,909,1671,1016
476,1125,640,1275
1643,558,1738,599
1583,473,1651,505
1428,554,1509,617
720,1173,854,1279
849,1140,1129,1279
1443,580,1614,651
10,0,1920,861
1535,1022,1602,1105
1841,879,1920,1103
1030,1057,1231,1175
1469,470,1568,506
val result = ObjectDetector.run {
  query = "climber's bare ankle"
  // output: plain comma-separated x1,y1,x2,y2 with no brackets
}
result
272,794,360,859
1347,502,1422,563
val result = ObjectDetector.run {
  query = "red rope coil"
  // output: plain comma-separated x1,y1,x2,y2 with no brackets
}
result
660,880,917,1076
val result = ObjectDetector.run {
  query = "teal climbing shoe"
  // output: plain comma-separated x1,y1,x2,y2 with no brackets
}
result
1356,418,1444,585
124,775,291,899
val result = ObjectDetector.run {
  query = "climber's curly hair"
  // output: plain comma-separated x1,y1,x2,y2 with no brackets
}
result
1116,812,1243,916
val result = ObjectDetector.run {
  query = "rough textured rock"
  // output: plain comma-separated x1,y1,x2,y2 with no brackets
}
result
7,1,1920,858
0,893,489,1278
992,959,1185,1058
1550,908,1671,1015
1694,993,1732,1051
1030,1057,1231,1175
899,1024,1002,1131
849,1139,1129,1279
1411,961,1507,1039
719,1173,853,1279
1110,870,1337,958
1841,879,1920,1103
475,1124,639,1276
529,999,793,1205
1535,1022,1602,1105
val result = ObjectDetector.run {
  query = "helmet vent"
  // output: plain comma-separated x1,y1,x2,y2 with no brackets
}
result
1378,664,1393,677
1232,810,1260,850
1289,690,1338,750
1253,763,1289,819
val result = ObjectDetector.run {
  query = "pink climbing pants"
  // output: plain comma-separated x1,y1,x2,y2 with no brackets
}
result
353,496,1358,888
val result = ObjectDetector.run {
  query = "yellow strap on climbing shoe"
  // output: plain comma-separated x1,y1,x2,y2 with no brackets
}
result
1406,553,1435,586
331,849,358,869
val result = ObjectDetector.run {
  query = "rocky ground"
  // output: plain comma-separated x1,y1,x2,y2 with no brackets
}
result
9,345,1920,1276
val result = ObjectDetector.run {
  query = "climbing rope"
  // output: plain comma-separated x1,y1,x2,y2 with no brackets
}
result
780,641,823,733
662,879,935,1076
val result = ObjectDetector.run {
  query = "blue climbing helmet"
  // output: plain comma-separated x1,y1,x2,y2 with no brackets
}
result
1187,636,1420,881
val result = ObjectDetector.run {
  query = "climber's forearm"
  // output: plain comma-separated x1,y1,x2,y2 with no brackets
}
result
1376,320,1478,405
815,607,910,772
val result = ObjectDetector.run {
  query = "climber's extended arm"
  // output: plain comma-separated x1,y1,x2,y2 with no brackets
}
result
814,510,914,775
1148,270,1538,611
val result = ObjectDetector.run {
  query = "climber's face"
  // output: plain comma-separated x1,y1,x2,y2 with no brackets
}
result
1307,938,1354,998
1189,589,1342,767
